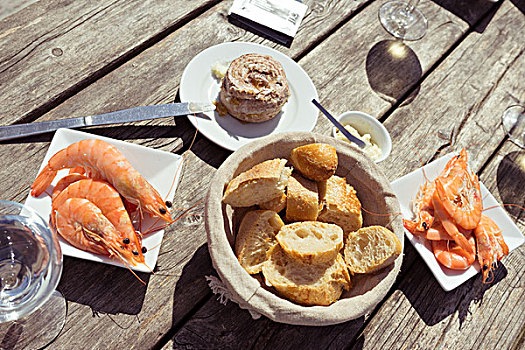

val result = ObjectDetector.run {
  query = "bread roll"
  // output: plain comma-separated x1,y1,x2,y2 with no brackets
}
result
222,158,292,207
318,175,362,233
343,226,402,274
285,173,319,222
276,221,343,264
290,143,337,181
262,245,351,306
235,210,285,274
259,193,286,213
219,53,290,123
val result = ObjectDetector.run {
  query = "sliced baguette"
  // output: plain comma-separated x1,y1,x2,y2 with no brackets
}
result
235,210,285,274
259,193,287,213
343,226,402,274
223,158,292,207
262,245,351,306
318,175,363,233
276,221,343,264
285,173,319,222
290,143,338,181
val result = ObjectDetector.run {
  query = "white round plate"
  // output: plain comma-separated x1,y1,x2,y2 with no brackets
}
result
179,42,318,151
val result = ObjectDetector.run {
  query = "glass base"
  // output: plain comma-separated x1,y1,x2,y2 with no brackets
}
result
0,290,66,350
379,0,427,41
502,105,525,149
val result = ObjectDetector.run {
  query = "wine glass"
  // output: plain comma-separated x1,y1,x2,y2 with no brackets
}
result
379,0,428,41
0,200,66,349
502,105,525,148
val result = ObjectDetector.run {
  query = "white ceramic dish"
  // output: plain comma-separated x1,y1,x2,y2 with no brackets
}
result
332,111,392,163
23,128,184,273
179,42,319,151
391,152,524,291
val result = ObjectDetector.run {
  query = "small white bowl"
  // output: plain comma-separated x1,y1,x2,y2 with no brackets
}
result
331,111,392,163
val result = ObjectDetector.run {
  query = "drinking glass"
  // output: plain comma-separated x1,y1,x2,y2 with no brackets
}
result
502,105,525,149
0,200,66,349
379,0,427,41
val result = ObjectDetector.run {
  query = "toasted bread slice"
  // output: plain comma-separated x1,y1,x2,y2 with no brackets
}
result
276,221,343,264
285,173,319,222
318,175,363,233
290,143,337,181
235,210,285,274
343,226,402,274
259,193,287,213
223,158,292,207
262,245,351,306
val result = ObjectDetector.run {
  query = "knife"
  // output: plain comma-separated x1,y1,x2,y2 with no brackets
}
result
0,102,216,141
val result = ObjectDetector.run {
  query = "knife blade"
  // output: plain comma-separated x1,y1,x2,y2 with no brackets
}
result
0,102,215,141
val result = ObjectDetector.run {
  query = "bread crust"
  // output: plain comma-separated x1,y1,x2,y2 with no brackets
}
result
318,175,363,233
222,158,291,207
262,245,351,306
285,173,319,222
276,221,343,264
235,210,285,274
290,143,337,181
343,226,402,274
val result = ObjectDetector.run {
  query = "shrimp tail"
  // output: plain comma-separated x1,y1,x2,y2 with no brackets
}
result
31,167,58,197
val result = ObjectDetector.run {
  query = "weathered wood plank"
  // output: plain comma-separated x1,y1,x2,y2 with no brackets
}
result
0,1,376,349
0,0,220,124
351,1,525,349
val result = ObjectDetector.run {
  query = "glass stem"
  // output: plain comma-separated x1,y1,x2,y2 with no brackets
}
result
405,0,420,15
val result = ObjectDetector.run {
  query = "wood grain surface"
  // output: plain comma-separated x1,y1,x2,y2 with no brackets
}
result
0,0,523,349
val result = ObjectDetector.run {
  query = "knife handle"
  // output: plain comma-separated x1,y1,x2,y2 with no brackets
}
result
0,118,85,141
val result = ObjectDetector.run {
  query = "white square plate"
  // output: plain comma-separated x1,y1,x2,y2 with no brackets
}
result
391,152,524,291
24,128,184,273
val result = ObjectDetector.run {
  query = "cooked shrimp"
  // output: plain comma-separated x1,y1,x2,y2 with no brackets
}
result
51,173,89,201
425,219,455,241
432,234,476,270
435,149,482,229
54,198,144,266
404,181,436,235
474,215,509,283
52,178,144,257
432,189,475,254
31,139,173,223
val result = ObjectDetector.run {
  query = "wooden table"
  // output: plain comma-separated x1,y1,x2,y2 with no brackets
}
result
1,0,524,349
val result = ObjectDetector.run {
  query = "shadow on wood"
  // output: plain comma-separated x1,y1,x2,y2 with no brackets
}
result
171,290,367,349
511,0,525,15
0,323,23,350
399,242,507,328
58,257,149,315
366,40,422,106
170,244,215,329
496,150,525,221
430,0,502,33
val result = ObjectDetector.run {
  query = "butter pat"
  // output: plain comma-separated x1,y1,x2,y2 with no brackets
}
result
335,125,383,161
211,61,229,79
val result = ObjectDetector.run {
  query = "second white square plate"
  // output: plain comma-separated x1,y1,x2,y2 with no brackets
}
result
24,129,184,273
391,152,524,291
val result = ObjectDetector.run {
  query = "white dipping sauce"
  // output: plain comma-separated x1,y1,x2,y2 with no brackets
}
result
335,124,383,161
